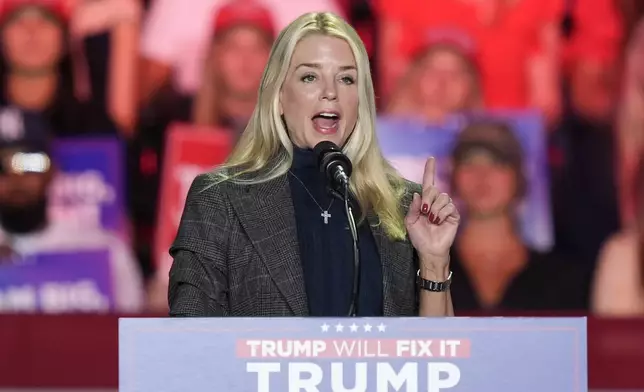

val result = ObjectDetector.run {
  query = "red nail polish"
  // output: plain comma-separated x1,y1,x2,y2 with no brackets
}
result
434,216,441,224
421,204,429,214
429,212,435,222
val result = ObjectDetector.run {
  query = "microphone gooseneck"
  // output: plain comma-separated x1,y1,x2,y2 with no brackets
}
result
314,141,360,317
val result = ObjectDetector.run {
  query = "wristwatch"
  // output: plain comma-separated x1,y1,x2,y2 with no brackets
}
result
416,270,453,292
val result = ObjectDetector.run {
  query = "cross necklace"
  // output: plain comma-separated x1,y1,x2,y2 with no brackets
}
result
289,171,334,224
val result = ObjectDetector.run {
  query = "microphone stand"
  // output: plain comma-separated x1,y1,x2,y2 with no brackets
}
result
317,141,360,317
340,181,360,318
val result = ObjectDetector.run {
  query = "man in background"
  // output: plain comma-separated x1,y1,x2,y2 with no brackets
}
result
0,106,144,312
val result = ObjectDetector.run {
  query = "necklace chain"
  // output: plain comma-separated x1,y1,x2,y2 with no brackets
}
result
288,171,334,223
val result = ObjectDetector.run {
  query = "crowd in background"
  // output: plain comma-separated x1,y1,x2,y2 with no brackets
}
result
0,0,642,317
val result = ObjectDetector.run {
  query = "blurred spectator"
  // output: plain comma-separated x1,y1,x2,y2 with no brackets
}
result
544,0,622,269
447,121,589,311
377,0,563,124
549,106,620,266
386,34,482,123
138,0,344,106
0,0,136,137
549,31,621,265
128,1,276,286
591,156,644,316
567,59,619,125
0,107,144,312
564,0,623,125
192,0,275,139
616,18,644,227
69,0,142,138
620,0,644,42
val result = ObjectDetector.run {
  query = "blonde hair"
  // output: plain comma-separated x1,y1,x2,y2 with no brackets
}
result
211,12,409,240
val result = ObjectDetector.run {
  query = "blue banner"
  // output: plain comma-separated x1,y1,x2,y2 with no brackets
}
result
376,111,553,251
119,317,587,392
0,250,114,313
48,138,125,235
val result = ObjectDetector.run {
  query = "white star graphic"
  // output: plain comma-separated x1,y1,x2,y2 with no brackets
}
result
377,323,387,332
335,323,344,332
363,323,373,332
321,323,330,332
349,323,359,332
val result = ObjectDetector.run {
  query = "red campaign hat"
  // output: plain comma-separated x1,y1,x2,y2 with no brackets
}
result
402,26,479,66
0,0,70,21
212,0,275,37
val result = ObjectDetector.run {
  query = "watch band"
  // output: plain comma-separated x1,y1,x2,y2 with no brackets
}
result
416,270,453,292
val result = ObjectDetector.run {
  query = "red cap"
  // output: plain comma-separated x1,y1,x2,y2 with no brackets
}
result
0,0,70,22
212,0,275,37
403,27,478,62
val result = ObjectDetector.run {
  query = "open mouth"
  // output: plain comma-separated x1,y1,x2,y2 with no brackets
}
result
312,111,341,134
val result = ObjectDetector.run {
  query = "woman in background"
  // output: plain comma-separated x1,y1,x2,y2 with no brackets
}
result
592,156,644,316
133,3,276,301
0,0,139,137
192,0,275,140
386,34,482,124
447,121,590,311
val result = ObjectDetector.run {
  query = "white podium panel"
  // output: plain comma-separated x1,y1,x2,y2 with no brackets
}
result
119,317,587,392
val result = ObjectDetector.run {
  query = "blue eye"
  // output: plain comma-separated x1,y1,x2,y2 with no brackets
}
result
341,76,355,85
301,74,316,83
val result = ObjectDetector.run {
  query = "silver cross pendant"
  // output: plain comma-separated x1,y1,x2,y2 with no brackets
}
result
321,210,331,224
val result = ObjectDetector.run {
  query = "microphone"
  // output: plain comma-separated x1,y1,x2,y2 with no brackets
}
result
314,141,352,193
314,141,360,317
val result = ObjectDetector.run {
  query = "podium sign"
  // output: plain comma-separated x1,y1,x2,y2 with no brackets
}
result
119,317,587,392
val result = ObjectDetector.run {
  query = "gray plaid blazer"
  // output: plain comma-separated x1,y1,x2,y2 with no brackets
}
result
168,171,421,317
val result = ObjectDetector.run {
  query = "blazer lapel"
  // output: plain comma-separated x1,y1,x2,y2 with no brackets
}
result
227,174,308,316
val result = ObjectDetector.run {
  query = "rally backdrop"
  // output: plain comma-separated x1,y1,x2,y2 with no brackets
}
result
376,111,553,251
119,317,587,392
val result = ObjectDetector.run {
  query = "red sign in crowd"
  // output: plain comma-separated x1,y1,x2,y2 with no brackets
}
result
154,123,233,276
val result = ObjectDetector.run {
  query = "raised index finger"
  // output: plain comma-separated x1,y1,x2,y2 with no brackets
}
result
422,156,436,189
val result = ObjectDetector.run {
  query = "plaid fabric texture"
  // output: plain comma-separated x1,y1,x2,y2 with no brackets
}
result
169,173,420,317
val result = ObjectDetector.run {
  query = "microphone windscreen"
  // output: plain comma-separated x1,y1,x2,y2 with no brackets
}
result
313,141,341,158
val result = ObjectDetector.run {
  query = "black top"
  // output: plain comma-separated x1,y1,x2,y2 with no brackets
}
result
289,146,383,316
449,246,592,312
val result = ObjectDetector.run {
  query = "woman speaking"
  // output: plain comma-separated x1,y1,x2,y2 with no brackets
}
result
168,12,460,317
